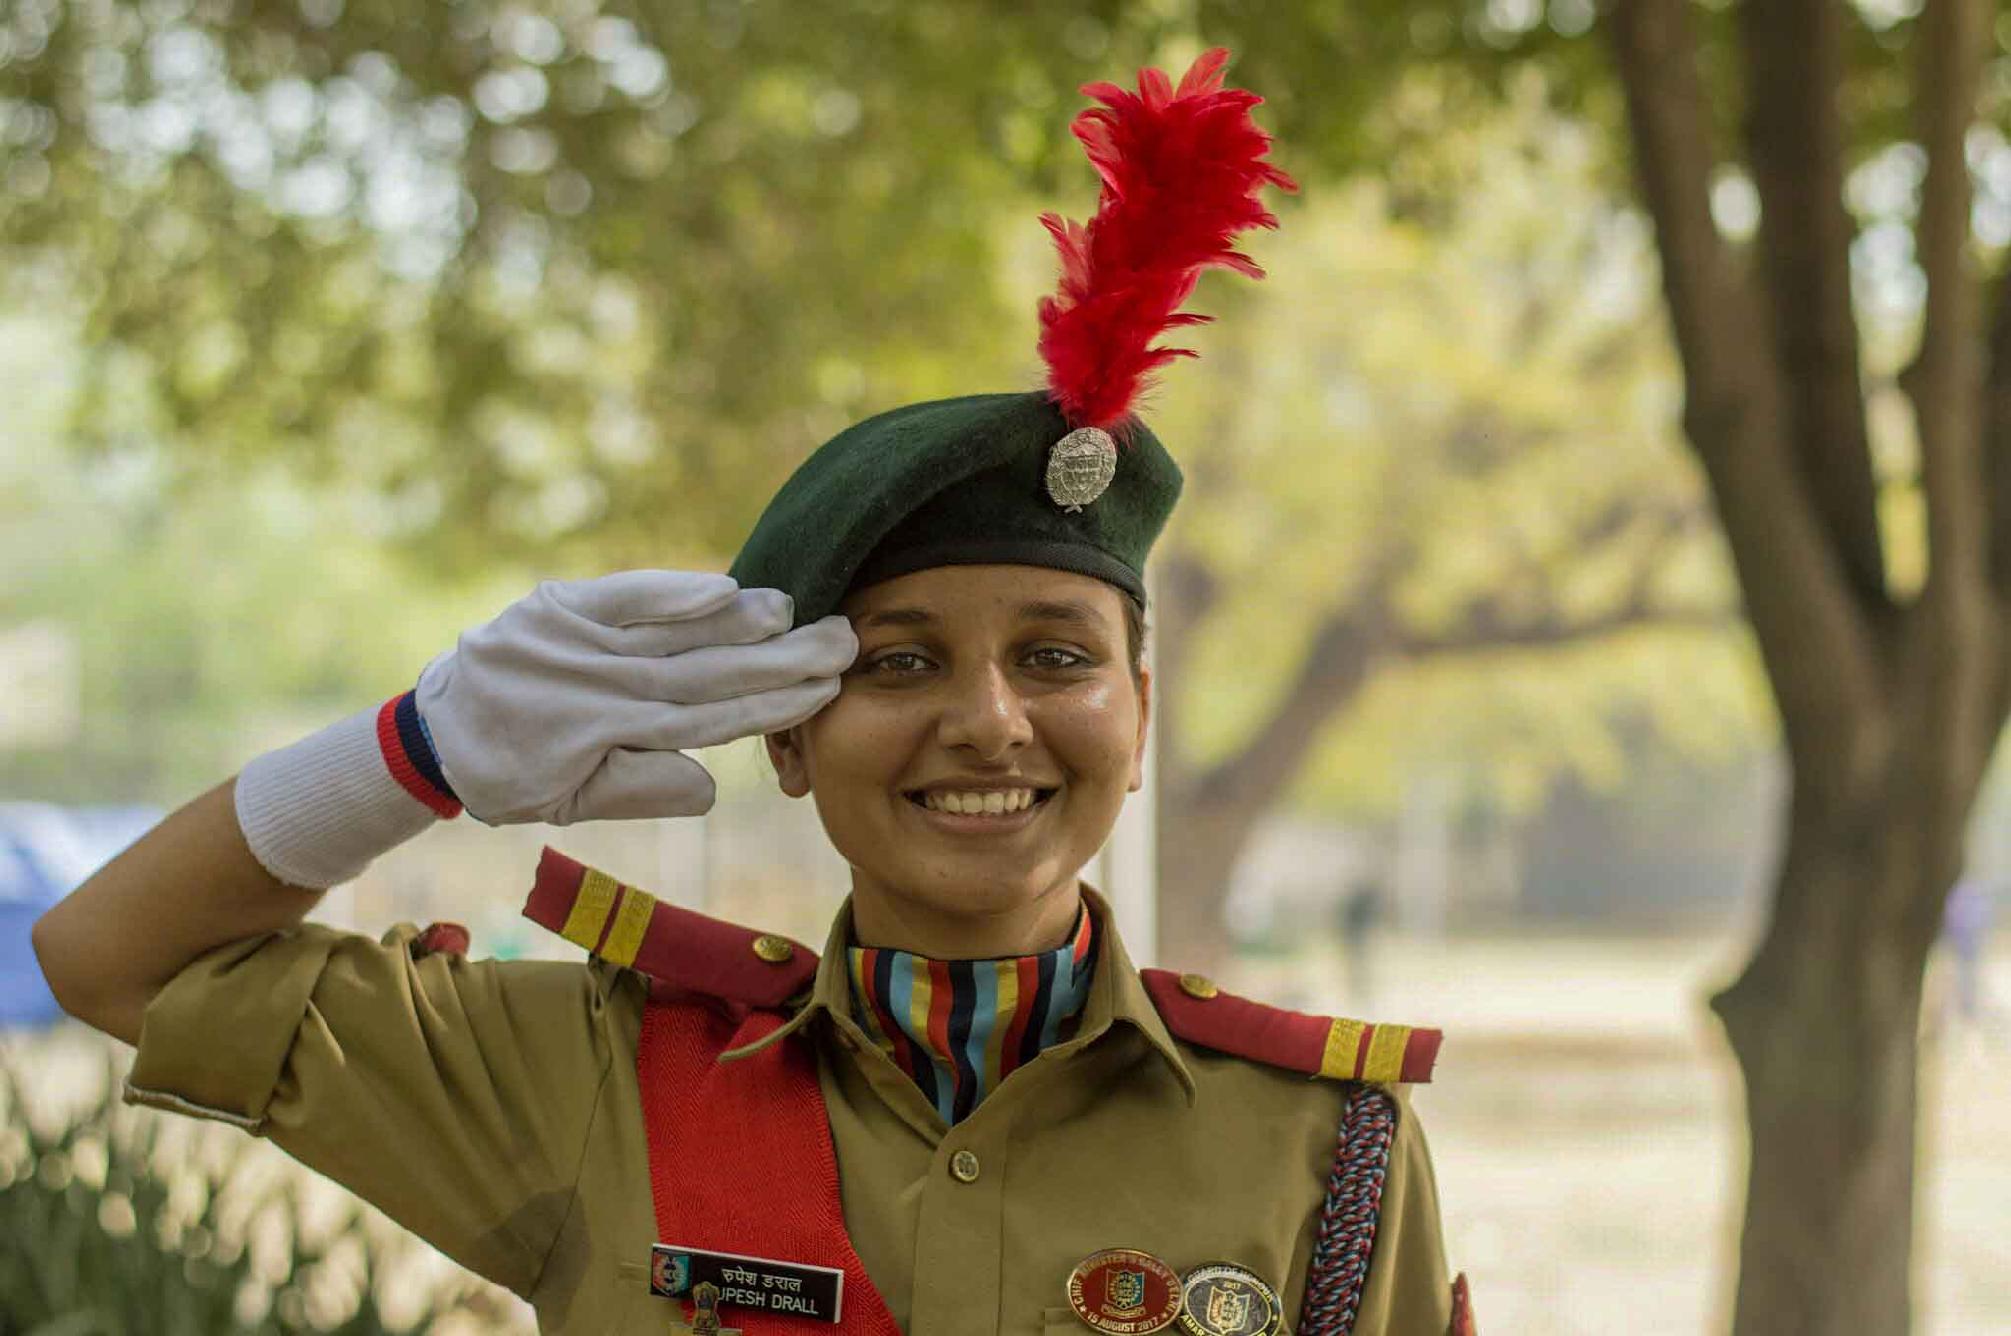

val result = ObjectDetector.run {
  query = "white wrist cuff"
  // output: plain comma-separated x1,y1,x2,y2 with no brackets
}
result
234,702,441,890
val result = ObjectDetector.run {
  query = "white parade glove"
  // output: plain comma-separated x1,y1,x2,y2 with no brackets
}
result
416,570,854,824
234,571,856,888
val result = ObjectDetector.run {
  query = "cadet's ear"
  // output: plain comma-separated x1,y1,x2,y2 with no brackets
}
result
765,726,812,799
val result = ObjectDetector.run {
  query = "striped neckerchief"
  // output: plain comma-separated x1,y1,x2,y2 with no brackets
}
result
844,904,1098,1124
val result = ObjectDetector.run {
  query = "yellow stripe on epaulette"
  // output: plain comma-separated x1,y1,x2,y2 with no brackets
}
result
559,867,621,949
602,881,657,967
1364,1024,1414,1083
1320,1019,1366,1080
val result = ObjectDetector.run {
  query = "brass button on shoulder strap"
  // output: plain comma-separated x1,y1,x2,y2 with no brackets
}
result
751,934,796,964
948,1149,981,1183
1178,972,1219,1000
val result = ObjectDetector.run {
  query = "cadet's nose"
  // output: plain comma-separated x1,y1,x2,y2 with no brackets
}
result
935,662,1034,761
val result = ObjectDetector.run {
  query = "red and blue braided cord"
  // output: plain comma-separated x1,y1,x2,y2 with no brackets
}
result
1297,1084,1397,1335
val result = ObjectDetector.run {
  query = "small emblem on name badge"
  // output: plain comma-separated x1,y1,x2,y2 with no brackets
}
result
688,1281,739,1336
1046,427,1118,512
1066,1248,1182,1333
1174,1262,1283,1336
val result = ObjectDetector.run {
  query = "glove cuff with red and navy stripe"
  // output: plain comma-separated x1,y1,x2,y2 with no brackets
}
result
377,690,462,818
234,692,460,891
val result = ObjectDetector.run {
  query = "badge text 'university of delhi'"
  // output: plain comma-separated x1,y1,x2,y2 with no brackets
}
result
1046,427,1118,512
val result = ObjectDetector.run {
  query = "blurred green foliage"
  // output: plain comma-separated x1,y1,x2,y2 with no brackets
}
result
2,313,537,802
0,0,1954,578
0,1046,506,1333
4,0,1157,574
0,0,1634,575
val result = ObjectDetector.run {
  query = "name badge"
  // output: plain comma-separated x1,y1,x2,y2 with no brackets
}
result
648,1244,846,1324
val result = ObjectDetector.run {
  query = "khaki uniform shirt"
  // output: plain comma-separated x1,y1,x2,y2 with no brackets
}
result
126,885,1455,1334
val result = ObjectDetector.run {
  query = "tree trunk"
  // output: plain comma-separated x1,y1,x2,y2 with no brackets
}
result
1607,0,2011,1321
1712,834,1932,1333
1710,669,1983,1335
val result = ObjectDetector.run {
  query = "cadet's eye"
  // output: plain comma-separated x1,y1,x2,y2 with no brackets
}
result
1028,646,1090,670
863,650,932,674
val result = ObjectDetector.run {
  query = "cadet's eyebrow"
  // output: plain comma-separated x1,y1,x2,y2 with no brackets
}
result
1016,600,1110,630
857,600,1109,632
856,608,937,629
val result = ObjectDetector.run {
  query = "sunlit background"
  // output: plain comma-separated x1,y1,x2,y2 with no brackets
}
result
5,2,2011,1332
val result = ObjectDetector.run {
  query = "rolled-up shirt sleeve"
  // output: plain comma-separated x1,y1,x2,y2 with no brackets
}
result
124,922,616,1298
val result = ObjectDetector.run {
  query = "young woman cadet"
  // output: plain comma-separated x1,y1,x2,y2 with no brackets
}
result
34,50,1472,1336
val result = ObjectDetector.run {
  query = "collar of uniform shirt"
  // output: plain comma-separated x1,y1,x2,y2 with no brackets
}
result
717,885,1197,1107
843,903,1096,1124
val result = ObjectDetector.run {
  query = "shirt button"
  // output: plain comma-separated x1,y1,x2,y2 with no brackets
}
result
948,1149,981,1183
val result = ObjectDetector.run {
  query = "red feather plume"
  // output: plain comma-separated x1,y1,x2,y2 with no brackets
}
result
1037,47,1297,433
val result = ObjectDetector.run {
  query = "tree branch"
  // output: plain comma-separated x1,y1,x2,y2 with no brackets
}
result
1177,554,1405,813
1604,0,1766,404
1739,0,1887,610
1897,0,2007,936
1403,494,1731,654
1985,263,2011,602
1395,590,1735,657
1906,0,1990,611
1183,510,1735,816
1992,624,2011,747
1481,490,1711,626
1605,0,1883,787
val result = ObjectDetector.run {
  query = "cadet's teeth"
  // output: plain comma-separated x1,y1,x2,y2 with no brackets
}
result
919,788,1044,815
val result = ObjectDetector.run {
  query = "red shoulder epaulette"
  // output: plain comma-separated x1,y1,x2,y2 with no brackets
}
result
521,846,818,1008
1139,968,1440,1084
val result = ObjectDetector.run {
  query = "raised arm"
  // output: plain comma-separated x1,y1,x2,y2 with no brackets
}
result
34,571,853,1048
33,776,321,1044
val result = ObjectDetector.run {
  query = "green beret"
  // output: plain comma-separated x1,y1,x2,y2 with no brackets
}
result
728,391,1182,627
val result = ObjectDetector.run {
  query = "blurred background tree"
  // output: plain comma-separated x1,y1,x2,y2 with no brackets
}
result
1141,94,1743,969
7,1,2011,1332
1229,4,2011,1328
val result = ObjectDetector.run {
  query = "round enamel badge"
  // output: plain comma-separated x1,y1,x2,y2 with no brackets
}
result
1065,1248,1183,1333
1174,1263,1284,1336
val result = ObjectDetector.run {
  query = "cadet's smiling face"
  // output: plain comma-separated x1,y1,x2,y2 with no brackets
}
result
765,564,1149,959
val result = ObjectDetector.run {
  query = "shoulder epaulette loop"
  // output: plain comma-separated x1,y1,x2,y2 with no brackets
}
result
410,921,471,960
1139,968,1440,1084
523,846,818,1008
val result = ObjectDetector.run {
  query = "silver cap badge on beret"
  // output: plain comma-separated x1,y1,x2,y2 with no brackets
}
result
1045,427,1118,513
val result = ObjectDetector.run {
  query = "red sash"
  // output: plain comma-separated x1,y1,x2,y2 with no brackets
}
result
637,994,902,1334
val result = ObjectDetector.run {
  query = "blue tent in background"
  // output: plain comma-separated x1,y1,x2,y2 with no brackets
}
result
0,802,162,1028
